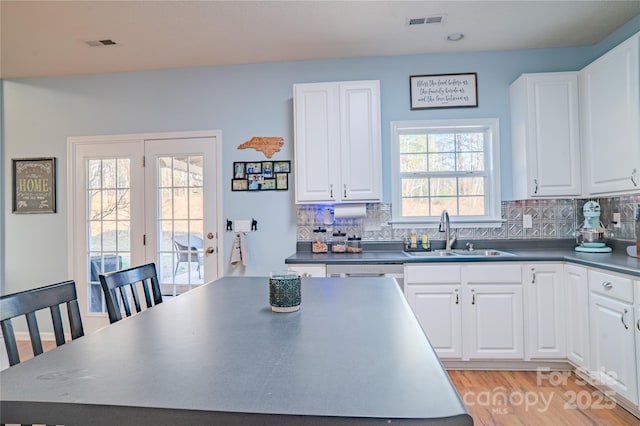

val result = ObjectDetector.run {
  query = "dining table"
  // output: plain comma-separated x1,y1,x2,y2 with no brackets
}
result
0,276,472,425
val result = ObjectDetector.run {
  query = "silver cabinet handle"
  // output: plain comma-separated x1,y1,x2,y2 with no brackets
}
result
471,290,476,305
455,293,459,305
531,268,536,284
632,169,638,187
343,184,347,198
602,281,613,290
329,184,333,198
622,309,629,329
637,319,640,331
533,179,539,194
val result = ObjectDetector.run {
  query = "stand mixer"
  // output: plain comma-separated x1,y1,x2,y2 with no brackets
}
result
575,200,612,253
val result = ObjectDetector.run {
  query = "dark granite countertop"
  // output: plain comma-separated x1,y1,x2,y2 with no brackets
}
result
285,240,640,277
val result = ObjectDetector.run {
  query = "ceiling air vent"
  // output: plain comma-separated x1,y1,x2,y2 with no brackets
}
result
85,39,118,47
406,14,446,26
425,16,443,24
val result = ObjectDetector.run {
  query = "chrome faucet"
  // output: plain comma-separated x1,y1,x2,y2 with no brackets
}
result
439,210,456,251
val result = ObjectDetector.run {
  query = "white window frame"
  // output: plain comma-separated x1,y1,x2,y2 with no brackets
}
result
390,118,502,228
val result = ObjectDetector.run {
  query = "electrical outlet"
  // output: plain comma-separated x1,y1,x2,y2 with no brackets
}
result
613,212,621,228
523,214,533,229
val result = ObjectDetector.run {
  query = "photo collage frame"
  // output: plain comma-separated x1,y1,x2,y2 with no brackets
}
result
232,160,290,191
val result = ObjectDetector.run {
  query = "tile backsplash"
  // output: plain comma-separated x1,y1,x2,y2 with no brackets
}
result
296,194,640,243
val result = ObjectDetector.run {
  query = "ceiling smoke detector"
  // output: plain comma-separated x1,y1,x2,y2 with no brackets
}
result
85,39,118,47
406,14,446,26
447,33,465,42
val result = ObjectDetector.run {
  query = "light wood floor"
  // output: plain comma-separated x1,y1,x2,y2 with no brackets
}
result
13,342,640,425
448,370,640,425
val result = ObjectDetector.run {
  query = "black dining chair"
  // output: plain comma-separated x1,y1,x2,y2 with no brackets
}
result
99,263,163,324
0,280,84,367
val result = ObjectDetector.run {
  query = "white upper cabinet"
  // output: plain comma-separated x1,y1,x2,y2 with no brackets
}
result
293,80,382,203
580,32,640,195
509,72,582,199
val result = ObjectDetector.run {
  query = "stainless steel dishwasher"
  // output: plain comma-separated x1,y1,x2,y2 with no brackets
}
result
326,264,404,289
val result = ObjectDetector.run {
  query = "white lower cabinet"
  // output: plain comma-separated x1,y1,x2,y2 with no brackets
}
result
524,263,565,359
462,264,524,359
405,265,462,358
588,269,638,405
636,281,640,411
405,263,524,360
564,264,590,370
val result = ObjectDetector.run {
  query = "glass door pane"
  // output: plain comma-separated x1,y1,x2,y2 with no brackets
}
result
86,158,132,313
156,155,205,297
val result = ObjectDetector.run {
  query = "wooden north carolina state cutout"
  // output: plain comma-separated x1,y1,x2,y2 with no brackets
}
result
237,137,284,158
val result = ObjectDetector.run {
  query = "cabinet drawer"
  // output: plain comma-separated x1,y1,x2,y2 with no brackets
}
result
588,269,633,303
405,265,461,284
463,264,522,283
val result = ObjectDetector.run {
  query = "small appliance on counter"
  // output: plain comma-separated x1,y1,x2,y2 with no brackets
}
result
574,200,612,253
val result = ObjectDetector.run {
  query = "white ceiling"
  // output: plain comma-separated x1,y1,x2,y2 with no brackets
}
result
1,1,639,79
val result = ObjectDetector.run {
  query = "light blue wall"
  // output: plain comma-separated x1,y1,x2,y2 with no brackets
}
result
2,16,639,292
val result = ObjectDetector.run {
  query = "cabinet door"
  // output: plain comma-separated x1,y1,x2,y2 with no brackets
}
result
580,33,640,195
406,285,462,358
589,292,638,404
293,83,339,203
565,264,590,370
510,73,581,199
635,306,640,408
524,263,566,359
463,284,524,359
339,81,382,201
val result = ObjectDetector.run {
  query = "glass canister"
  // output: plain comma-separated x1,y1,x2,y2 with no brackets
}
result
331,231,347,253
312,227,328,253
347,235,363,253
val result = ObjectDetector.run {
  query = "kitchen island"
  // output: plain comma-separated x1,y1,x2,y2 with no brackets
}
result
0,276,472,425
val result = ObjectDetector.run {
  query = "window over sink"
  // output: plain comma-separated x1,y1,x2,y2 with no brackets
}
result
390,118,502,227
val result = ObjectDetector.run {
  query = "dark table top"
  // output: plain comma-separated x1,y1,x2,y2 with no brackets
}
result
1,276,472,426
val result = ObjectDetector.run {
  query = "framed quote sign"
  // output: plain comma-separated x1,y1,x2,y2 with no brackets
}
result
409,73,478,110
12,157,57,213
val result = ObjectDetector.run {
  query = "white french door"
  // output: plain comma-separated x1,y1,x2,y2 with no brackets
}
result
69,132,221,333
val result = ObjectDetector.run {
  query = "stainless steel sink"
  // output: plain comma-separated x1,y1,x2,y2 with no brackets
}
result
450,249,515,257
404,250,459,257
404,249,514,257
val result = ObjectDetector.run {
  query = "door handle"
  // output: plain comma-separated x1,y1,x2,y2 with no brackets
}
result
621,309,629,330
455,293,459,305
602,281,613,290
631,169,638,187
533,179,538,194
206,247,215,255
531,269,536,284
330,184,333,198
343,184,347,198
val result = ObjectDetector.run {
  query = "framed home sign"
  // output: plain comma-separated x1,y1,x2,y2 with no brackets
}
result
409,73,478,110
12,157,57,213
